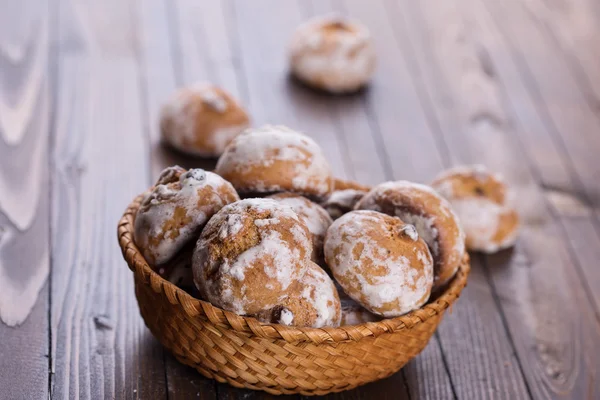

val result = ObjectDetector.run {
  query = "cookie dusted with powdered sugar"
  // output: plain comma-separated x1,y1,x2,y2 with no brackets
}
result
336,284,380,326
160,83,250,157
289,14,376,93
134,166,240,267
256,262,341,328
355,181,465,290
431,165,519,253
321,188,367,220
192,199,310,316
267,192,332,266
215,125,333,198
324,210,434,317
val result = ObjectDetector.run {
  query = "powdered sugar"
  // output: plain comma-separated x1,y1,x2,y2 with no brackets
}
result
297,265,341,327
396,212,439,257
216,125,332,195
325,211,433,317
290,14,376,93
134,167,239,266
192,198,313,317
279,309,294,325
193,83,229,113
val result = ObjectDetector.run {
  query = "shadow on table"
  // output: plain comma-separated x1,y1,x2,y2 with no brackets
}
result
150,140,218,174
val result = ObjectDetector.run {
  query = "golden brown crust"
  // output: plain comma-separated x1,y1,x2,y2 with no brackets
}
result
324,210,434,317
355,182,465,289
289,15,376,93
431,165,519,253
215,125,334,198
160,84,250,157
134,168,240,266
267,192,332,266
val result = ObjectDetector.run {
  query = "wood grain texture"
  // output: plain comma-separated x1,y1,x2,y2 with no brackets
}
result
484,0,600,218
470,0,600,316
49,0,166,398
136,0,222,396
0,0,50,398
442,0,600,319
337,0,533,398
394,0,600,398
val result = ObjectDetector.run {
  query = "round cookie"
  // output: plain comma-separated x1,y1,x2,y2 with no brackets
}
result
289,14,376,93
355,181,465,289
431,165,519,253
321,188,367,220
192,198,313,318
267,192,333,265
324,210,434,317
134,166,240,266
337,285,380,325
256,262,341,328
160,82,250,157
215,125,333,198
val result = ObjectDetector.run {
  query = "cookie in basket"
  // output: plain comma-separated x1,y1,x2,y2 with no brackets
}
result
256,262,341,327
215,125,333,198
289,14,376,93
321,188,367,220
160,82,250,157
355,181,465,289
324,210,434,317
336,284,380,325
134,166,239,267
267,192,332,266
431,165,519,253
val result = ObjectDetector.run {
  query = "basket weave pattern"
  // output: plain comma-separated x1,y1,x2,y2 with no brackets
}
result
118,179,470,396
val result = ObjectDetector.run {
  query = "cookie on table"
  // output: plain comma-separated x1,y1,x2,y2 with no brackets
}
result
134,166,239,267
355,181,465,290
289,14,376,93
215,125,333,198
431,165,519,253
324,210,434,317
267,192,333,266
160,83,250,157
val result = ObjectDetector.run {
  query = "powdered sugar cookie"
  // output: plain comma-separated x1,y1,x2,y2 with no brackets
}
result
192,198,313,318
321,188,367,220
324,210,434,317
160,83,250,157
337,285,380,325
256,262,341,327
355,181,465,289
289,14,376,93
215,125,333,198
134,166,240,266
431,165,519,253
268,192,332,265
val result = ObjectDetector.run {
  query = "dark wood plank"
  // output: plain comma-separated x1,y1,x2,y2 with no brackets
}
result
0,0,51,398
49,0,167,398
394,0,600,398
336,0,536,398
440,0,600,319
469,0,600,316
136,0,219,398
483,0,600,219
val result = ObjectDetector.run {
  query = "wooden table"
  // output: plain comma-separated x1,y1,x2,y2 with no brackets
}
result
1,0,599,399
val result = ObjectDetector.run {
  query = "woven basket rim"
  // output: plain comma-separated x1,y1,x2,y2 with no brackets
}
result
118,178,470,344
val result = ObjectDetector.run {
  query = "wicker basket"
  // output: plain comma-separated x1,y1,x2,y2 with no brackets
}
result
118,178,470,396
